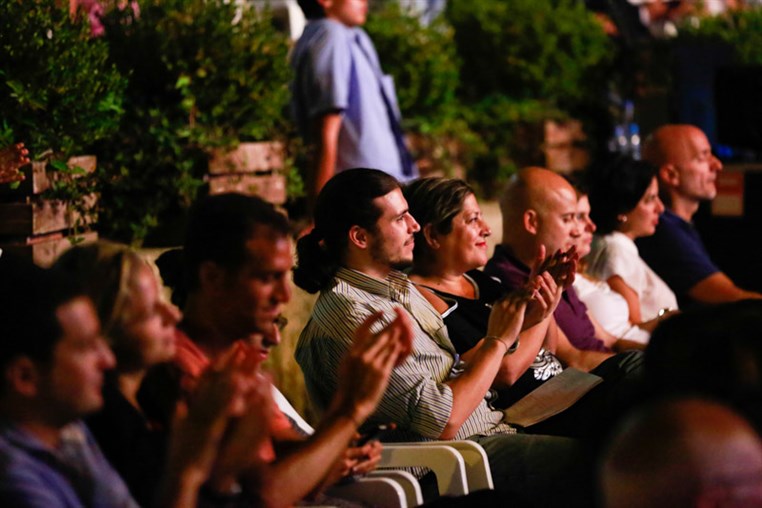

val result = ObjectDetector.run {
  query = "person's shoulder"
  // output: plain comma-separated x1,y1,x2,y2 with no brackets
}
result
302,18,350,45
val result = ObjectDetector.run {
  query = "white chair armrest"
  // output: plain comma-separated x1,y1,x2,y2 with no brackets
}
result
413,440,494,491
381,444,469,497
327,476,408,508
368,470,424,506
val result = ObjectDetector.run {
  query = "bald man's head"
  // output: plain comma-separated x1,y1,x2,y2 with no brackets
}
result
643,125,723,207
601,398,762,508
500,167,580,258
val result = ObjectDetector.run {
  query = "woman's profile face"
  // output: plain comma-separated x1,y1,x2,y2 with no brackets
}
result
119,264,179,368
435,193,492,272
620,177,665,239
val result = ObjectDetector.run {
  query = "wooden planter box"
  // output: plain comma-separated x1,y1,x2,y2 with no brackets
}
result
0,155,97,197
207,142,287,205
1,231,98,268
543,119,589,174
0,194,97,236
0,155,98,266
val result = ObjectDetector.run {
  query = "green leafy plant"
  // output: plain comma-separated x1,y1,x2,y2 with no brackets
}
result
444,0,613,190
0,0,126,159
447,0,612,106
678,8,762,65
0,0,125,224
97,0,293,244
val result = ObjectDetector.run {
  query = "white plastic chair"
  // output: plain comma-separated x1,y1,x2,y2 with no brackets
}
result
273,387,493,505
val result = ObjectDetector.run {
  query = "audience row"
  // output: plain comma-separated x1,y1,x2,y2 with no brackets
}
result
1,122,761,507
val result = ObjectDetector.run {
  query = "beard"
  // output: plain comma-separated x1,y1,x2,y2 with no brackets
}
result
370,238,414,272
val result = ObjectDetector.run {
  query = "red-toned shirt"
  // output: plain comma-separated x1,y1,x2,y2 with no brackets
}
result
173,329,301,461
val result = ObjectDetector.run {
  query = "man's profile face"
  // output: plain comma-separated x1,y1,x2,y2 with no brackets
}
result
670,127,723,202
322,0,368,27
39,297,115,422
367,188,420,272
220,230,293,361
533,185,580,254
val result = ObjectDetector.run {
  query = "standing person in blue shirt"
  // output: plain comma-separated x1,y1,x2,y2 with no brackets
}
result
291,0,418,207
638,124,762,306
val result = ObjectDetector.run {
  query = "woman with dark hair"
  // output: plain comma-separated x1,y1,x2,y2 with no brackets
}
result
404,177,648,441
403,177,571,409
587,155,678,326
571,184,653,343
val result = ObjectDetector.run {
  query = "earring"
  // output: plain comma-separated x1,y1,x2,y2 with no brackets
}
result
617,214,628,223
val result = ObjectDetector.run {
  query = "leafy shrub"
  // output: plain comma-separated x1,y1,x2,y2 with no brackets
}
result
441,0,613,189
678,8,762,65
97,0,293,244
447,0,612,107
0,0,126,159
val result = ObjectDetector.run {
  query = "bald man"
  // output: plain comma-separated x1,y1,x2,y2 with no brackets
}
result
600,398,762,508
485,167,644,369
638,124,761,305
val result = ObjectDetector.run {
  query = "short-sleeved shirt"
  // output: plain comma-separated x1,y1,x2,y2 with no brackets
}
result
587,231,678,320
296,267,515,443
573,275,651,344
636,209,719,308
485,245,610,353
290,19,415,182
0,420,138,508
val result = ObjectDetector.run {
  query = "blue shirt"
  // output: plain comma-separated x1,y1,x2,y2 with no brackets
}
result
290,18,417,182
0,420,137,508
636,209,719,308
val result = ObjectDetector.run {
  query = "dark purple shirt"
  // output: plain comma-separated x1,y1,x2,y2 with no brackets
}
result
484,245,610,353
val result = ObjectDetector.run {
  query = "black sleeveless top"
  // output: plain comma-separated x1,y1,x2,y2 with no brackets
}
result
425,270,563,408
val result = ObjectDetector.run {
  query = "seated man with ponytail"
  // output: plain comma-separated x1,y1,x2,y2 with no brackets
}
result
295,168,596,507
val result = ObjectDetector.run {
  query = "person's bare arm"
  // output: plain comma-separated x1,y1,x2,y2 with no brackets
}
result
493,271,561,387
588,312,619,349
589,311,645,352
607,275,643,324
244,309,413,507
311,112,342,204
441,296,526,439
688,272,762,304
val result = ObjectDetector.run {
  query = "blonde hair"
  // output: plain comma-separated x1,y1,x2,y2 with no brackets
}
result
53,241,149,344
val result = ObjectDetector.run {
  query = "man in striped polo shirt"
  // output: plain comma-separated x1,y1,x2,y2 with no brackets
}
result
294,168,594,506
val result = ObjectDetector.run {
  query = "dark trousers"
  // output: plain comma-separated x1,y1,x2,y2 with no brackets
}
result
526,350,646,445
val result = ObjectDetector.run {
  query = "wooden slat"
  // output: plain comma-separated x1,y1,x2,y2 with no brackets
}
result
0,231,98,267
0,194,97,236
208,142,285,174
208,173,286,205
0,155,97,196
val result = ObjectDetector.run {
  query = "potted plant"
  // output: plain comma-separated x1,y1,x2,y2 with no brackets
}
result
97,0,294,245
0,0,126,264
446,0,613,191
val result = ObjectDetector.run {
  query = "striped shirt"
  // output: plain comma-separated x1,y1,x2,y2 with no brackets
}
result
296,267,515,443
